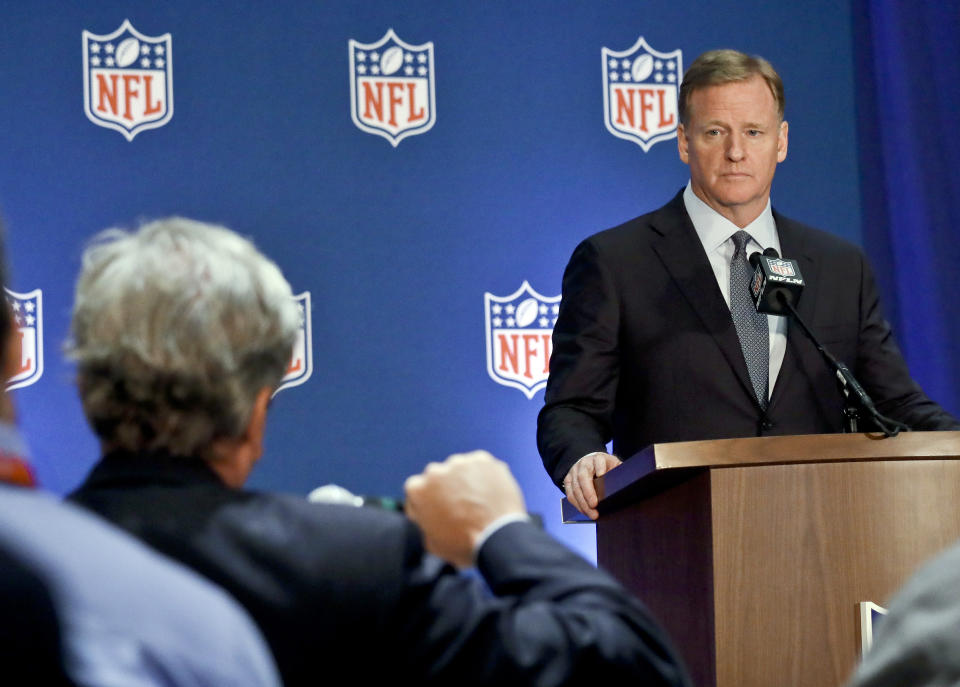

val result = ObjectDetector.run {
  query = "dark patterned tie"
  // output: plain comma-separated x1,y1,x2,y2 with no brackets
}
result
729,230,769,409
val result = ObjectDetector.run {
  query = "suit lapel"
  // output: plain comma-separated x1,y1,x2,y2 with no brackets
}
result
648,191,760,406
769,211,819,407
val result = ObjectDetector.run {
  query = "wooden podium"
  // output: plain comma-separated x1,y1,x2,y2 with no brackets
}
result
572,431,960,687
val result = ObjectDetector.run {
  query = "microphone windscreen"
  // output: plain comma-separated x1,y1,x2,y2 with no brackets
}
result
307,484,363,506
749,254,805,314
307,484,404,511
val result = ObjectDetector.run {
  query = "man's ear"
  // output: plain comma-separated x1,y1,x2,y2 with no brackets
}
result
677,123,689,164
777,120,789,162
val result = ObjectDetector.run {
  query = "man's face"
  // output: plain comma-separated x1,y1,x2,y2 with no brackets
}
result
677,75,788,227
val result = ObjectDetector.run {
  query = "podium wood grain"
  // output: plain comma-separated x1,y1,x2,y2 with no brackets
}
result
592,432,960,687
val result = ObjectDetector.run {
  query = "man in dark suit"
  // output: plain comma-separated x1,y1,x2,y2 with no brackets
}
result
0,219,282,686
539,49,959,519
67,217,691,686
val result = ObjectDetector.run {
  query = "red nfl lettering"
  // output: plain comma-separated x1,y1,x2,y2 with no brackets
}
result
613,86,677,134
95,73,163,122
96,74,119,113
360,81,426,128
496,333,552,380
14,331,31,377
286,356,302,375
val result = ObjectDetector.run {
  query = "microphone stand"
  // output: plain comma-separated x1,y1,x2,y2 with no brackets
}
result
777,293,909,437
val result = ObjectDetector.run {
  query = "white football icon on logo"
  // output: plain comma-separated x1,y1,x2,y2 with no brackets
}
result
631,54,654,82
380,46,404,76
514,298,539,328
115,37,141,68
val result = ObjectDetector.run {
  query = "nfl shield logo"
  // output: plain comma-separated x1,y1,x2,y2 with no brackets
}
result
349,29,436,146
5,288,42,391
275,292,313,396
602,36,682,152
83,19,173,141
769,259,796,277
484,282,560,399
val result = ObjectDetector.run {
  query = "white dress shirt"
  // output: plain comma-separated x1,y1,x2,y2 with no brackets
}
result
574,187,791,467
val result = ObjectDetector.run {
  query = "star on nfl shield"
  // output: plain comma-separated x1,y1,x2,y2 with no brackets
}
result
484,282,560,399
602,36,682,152
83,19,173,141
274,292,313,396
5,288,42,391
349,29,436,147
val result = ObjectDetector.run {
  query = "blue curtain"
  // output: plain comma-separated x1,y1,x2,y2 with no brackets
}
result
853,0,960,416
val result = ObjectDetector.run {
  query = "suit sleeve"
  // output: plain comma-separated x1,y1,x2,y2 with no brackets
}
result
392,520,691,687
854,252,960,430
537,239,622,487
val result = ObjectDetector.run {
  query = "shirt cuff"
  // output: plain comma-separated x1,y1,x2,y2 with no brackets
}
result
472,512,531,565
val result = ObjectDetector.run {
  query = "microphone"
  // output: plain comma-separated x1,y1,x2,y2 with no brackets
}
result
748,248,804,314
745,248,908,436
307,484,403,511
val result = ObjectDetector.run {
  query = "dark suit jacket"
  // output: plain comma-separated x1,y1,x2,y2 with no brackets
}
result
69,451,691,687
538,190,960,486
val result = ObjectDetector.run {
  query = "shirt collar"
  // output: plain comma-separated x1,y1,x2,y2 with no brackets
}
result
683,181,777,254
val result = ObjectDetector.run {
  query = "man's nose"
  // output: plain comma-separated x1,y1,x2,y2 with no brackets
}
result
726,135,745,161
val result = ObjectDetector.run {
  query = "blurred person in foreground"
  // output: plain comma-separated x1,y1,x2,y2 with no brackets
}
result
0,219,280,686
66,217,691,686
846,542,960,686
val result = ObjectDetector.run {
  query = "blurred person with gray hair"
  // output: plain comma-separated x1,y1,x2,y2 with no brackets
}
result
68,217,691,687
0,216,282,687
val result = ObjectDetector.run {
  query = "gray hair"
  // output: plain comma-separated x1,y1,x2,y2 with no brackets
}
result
68,217,300,459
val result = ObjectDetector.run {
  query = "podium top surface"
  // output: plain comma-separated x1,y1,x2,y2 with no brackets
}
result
561,431,960,523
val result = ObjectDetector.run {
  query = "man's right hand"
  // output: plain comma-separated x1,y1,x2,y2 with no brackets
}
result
404,451,526,568
563,452,622,520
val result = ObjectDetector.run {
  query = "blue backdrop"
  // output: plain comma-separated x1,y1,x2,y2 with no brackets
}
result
854,0,960,418
0,1,953,562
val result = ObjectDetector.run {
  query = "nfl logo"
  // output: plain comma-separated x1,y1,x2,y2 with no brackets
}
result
602,36,682,152
83,19,173,141
274,292,313,396
484,282,560,399
769,259,796,277
349,29,436,147
5,288,42,391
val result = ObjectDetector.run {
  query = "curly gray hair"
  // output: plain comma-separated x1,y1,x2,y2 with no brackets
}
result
68,217,300,459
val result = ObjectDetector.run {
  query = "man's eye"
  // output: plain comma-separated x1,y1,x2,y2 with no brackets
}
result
747,129,763,136
706,129,721,136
